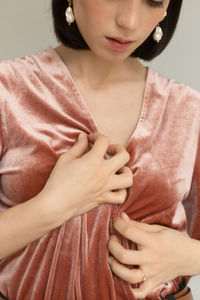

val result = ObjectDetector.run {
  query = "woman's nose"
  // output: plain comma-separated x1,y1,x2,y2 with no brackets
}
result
116,1,141,31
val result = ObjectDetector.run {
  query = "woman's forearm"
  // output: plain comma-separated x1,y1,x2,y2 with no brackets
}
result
0,194,63,260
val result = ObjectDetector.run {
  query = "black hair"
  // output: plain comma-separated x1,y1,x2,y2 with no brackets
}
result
52,0,183,61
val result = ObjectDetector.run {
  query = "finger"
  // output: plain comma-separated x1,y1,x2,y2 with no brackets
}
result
60,132,88,161
108,256,144,284
121,213,164,233
106,189,127,205
113,216,151,246
88,132,111,158
88,134,131,175
106,144,131,173
131,278,156,299
108,166,133,190
116,166,132,176
107,236,143,265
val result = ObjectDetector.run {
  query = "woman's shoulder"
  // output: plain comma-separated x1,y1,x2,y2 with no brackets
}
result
149,67,200,104
0,46,60,96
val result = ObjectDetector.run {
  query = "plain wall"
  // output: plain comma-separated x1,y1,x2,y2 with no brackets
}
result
0,0,200,298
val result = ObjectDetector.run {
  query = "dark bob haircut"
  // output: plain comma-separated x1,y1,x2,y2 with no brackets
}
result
52,0,183,61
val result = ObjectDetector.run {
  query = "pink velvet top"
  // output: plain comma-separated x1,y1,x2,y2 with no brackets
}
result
0,46,200,300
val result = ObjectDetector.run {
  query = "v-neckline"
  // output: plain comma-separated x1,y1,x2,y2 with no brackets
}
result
47,45,151,150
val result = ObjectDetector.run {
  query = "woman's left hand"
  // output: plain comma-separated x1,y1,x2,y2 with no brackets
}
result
107,212,199,299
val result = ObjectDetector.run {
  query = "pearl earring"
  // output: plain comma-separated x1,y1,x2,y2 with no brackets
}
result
153,10,167,43
153,25,163,43
65,0,75,26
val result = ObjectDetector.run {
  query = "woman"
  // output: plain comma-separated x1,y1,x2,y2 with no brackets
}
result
0,0,199,299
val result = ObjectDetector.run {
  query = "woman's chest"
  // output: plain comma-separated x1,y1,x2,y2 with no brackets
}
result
76,81,145,147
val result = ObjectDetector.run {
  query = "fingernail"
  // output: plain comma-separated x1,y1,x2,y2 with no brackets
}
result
121,212,130,222
78,132,85,140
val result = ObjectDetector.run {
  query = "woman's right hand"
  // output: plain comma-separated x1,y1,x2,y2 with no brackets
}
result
39,132,133,226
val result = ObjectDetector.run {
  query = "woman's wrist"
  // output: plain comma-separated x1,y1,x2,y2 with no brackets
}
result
178,234,200,277
186,237,200,276
36,190,73,230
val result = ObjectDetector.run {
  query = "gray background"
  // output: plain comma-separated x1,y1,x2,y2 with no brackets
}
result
0,0,200,298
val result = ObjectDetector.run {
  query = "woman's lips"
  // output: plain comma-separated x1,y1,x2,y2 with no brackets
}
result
110,37,134,43
105,37,134,52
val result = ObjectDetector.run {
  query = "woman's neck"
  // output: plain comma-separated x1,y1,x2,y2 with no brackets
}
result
54,44,146,89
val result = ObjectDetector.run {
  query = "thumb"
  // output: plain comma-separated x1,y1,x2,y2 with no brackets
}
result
67,132,88,159
121,213,162,232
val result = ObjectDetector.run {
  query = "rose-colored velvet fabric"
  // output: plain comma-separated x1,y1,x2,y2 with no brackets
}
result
0,46,200,300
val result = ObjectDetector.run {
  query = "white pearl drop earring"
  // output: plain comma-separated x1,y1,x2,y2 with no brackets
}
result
153,25,163,43
153,10,167,43
65,0,75,26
